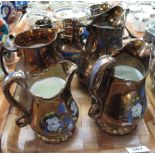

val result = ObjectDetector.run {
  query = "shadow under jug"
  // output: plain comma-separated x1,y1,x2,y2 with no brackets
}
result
2,60,79,143
88,39,151,135
0,28,63,75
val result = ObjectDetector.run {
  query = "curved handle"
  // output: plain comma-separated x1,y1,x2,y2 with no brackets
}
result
88,55,115,119
52,30,65,61
2,70,30,127
0,44,17,75
81,26,96,66
1,4,12,23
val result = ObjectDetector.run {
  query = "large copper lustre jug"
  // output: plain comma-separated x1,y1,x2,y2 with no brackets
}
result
78,5,128,85
88,39,151,135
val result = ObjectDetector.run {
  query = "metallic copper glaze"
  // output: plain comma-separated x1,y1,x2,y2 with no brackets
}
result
88,39,152,135
0,28,64,75
59,19,84,65
2,60,79,143
77,6,128,85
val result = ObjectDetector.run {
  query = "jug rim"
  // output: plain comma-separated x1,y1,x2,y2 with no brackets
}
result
13,28,58,49
95,54,150,84
85,2,111,18
27,60,77,100
85,5,126,29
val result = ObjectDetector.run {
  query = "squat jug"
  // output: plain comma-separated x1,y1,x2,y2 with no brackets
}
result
2,61,79,143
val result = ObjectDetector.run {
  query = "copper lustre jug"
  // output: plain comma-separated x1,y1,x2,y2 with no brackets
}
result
77,5,128,85
88,39,151,135
2,60,79,143
59,18,84,65
0,28,63,75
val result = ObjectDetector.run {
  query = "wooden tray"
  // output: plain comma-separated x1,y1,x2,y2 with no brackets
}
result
1,75,155,153
146,73,155,110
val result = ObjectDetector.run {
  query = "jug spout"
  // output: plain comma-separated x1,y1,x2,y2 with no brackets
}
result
92,5,126,28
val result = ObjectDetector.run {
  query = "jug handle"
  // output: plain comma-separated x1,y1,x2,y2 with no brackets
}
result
0,44,17,75
88,55,115,119
2,70,30,127
62,60,77,88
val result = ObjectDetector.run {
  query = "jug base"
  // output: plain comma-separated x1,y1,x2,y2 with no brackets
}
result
36,131,73,143
97,119,137,135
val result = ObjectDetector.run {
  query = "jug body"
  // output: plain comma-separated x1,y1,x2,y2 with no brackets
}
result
2,61,79,143
0,28,64,75
59,18,84,65
88,39,151,135
78,5,127,85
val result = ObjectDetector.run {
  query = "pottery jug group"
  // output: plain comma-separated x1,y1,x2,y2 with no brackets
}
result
0,4,153,143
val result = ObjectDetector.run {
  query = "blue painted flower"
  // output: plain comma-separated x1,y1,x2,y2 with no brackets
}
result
46,117,61,132
62,116,74,132
131,103,142,118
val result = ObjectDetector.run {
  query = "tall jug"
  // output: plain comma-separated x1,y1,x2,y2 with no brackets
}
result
88,39,151,135
78,5,128,85
0,28,63,75
2,61,79,143
59,18,84,65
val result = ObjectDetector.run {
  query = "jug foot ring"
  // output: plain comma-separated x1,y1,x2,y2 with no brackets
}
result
97,119,137,135
36,132,73,143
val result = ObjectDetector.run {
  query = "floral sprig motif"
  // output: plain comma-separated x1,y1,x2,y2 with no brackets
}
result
131,103,142,118
46,116,61,132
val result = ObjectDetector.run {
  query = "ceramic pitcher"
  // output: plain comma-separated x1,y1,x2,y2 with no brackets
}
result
59,18,84,65
88,39,151,135
0,28,63,75
2,60,79,143
77,5,128,85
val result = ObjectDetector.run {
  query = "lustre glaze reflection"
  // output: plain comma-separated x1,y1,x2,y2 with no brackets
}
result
0,28,63,75
2,61,79,143
78,5,128,85
88,40,151,135
59,18,84,65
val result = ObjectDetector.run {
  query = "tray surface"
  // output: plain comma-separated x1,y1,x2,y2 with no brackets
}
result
146,73,155,110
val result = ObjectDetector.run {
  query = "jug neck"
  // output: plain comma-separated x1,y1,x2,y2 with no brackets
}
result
28,60,77,101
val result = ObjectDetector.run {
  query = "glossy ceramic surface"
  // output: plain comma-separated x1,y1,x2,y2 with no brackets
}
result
0,28,63,75
59,18,84,65
35,17,53,28
78,5,127,85
88,39,152,135
2,61,79,143
85,3,111,18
